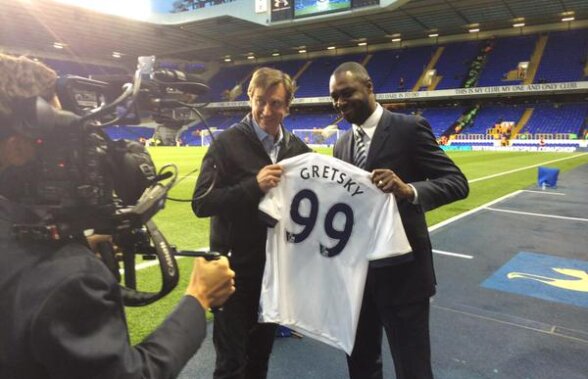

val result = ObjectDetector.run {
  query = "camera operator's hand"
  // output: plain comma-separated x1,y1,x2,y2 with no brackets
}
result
186,256,235,310
86,234,113,253
257,164,283,193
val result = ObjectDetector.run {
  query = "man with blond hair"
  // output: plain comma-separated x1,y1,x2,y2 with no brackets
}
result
193,67,311,379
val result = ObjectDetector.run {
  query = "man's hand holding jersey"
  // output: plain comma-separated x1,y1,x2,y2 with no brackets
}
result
371,168,415,202
257,164,284,193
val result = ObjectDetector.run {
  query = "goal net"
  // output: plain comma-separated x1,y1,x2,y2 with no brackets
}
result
293,125,341,147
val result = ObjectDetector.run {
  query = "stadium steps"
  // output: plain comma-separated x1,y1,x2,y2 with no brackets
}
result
427,75,443,91
412,46,445,91
232,66,259,100
523,34,548,85
361,54,373,66
294,60,313,81
511,108,534,138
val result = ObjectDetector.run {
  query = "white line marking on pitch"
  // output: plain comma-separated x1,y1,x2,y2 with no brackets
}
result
120,259,165,275
432,249,473,259
428,190,527,260
429,190,524,233
522,190,566,196
123,247,209,273
485,207,588,222
467,153,588,184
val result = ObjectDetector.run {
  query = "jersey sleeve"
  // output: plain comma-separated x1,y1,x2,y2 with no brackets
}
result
259,190,281,227
366,194,412,261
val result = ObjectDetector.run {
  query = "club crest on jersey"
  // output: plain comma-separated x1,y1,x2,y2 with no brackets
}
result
320,244,340,257
299,165,364,197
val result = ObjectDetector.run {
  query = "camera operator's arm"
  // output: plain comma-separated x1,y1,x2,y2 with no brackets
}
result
30,245,233,379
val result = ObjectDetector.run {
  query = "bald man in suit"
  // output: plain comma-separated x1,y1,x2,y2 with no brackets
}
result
330,62,469,379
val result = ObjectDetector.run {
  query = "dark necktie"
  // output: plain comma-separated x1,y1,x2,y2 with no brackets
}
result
353,127,367,169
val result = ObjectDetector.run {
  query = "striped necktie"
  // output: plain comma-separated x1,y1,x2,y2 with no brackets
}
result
353,127,367,169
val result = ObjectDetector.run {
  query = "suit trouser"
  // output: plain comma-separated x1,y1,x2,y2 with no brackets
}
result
347,272,433,379
213,275,277,379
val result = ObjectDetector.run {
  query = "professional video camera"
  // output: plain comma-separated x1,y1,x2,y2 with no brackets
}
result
10,56,216,306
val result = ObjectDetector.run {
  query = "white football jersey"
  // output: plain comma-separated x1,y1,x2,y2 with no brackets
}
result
258,152,411,354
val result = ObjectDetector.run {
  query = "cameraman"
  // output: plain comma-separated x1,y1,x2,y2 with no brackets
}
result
0,53,235,378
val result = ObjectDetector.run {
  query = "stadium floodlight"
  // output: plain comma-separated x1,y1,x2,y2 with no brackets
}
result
469,28,480,33
299,49,307,53
53,42,66,49
428,33,439,38
562,16,575,22
391,38,402,42
357,42,367,46
272,52,280,57
224,58,232,62
513,22,525,28
327,46,336,50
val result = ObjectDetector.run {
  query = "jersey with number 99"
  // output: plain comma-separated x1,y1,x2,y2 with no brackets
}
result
258,152,412,354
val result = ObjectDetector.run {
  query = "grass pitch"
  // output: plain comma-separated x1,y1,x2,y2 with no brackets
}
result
125,147,588,343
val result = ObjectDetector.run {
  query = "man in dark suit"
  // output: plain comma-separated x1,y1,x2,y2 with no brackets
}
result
330,62,469,379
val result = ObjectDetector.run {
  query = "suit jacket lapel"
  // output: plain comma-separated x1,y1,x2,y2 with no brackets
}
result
341,131,354,163
366,110,392,169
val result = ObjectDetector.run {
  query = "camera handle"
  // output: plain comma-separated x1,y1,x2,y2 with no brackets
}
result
98,219,222,307
116,219,179,307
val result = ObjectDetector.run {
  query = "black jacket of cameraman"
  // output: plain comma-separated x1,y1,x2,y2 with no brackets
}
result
0,197,206,379
192,114,311,278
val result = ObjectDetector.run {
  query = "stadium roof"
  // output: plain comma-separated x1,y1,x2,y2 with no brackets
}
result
1,0,587,68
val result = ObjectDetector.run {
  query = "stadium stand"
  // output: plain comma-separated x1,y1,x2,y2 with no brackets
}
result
420,107,466,137
295,54,366,98
476,35,536,87
32,26,588,149
534,29,588,83
466,106,527,135
207,64,255,102
103,126,154,140
284,112,341,130
519,103,588,137
434,41,481,90
366,46,437,93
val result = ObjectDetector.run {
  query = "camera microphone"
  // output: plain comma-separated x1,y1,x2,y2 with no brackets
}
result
151,69,209,96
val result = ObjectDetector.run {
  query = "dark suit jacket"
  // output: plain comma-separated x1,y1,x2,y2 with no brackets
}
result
0,198,207,379
334,109,468,305
193,114,311,278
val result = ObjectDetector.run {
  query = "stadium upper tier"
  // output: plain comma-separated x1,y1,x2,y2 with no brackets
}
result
205,29,588,102
535,29,588,83
37,28,588,144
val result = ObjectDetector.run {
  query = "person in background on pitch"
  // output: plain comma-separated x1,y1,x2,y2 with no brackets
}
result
330,61,469,379
0,53,235,379
192,67,311,379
